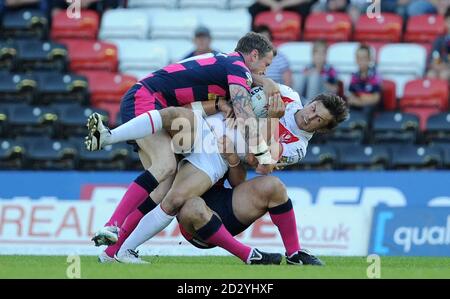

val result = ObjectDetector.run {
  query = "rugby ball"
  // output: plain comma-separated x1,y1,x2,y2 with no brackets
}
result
250,86,268,118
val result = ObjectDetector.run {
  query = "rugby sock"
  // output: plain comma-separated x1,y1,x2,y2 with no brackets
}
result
105,197,157,258
196,215,252,263
269,199,301,256
118,204,174,255
107,110,162,145
105,171,158,227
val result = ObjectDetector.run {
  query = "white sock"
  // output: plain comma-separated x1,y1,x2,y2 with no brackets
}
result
106,110,163,145
118,204,174,255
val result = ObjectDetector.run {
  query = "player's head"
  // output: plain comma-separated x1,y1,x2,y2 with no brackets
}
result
356,44,372,72
312,40,327,67
235,32,276,75
295,93,348,133
193,26,212,52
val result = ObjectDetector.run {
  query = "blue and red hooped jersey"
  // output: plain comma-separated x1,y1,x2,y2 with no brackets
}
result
139,52,253,107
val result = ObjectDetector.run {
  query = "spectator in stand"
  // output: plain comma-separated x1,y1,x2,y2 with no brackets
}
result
346,44,382,118
183,26,219,60
311,0,364,23
248,0,318,28
253,25,293,87
298,40,338,104
426,7,450,82
51,0,124,17
381,0,449,19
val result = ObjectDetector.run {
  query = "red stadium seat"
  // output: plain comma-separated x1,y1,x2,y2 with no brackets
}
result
77,70,137,105
404,14,446,43
303,12,352,42
382,79,397,111
254,11,301,42
400,79,449,130
51,9,99,40
354,13,403,43
60,39,118,72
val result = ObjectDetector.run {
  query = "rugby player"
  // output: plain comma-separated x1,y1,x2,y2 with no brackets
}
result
89,85,348,264
85,32,280,249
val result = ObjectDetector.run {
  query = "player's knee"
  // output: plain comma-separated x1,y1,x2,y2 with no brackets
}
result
261,176,288,204
180,197,209,223
164,190,191,213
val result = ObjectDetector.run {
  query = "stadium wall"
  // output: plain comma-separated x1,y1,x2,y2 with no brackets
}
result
0,171,449,257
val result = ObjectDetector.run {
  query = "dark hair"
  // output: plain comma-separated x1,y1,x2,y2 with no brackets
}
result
311,93,349,131
235,32,275,58
357,43,372,59
253,25,273,41
445,7,450,19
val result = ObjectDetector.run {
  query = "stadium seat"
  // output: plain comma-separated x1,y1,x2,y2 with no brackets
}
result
22,137,77,170
0,107,8,137
329,109,368,144
196,9,251,40
211,39,240,55
99,9,150,40
400,79,449,130
381,79,397,111
377,43,427,97
77,70,137,105
108,40,169,76
60,39,118,72
297,144,338,170
338,144,390,170
51,9,99,40
8,105,58,138
149,10,200,39
229,0,254,9
425,112,450,143
52,104,109,138
0,139,25,170
277,42,313,91
16,40,68,72
254,11,302,42
0,40,18,71
73,137,130,170
390,145,442,170
432,143,450,168
303,12,352,42
372,112,420,144
353,13,403,43
152,39,194,63
127,0,178,8
1,9,48,39
179,0,228,9
404,14,446,43
0,73,37,104
36,72,89,105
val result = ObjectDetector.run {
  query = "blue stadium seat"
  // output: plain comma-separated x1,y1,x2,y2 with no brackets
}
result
0,106,8,137
0,72,37,104
20,136,77,170
390,145,442,169
431,143,450,169
16,40,68,72
71,137,130,170
337,144,390,170
297,144,338,170
8,105,58,138
372,112,420,144
36,72,89,105
329,110,368,144
0,139,25,169
0,40,18,71
1,9,48,39
425,112,450,143
53,104,109,138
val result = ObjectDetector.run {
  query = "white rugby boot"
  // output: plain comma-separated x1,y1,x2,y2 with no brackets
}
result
91,225,120,246
115,249,148,264
85,112,110,151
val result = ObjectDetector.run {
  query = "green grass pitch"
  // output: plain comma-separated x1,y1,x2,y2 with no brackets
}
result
0,256,449,279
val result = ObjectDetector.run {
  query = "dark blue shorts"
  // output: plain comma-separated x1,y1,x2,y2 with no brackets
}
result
180,185,250,249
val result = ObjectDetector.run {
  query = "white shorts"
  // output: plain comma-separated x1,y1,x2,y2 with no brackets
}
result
178,110,228,185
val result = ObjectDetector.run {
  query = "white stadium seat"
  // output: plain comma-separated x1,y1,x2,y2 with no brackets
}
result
229,0,254,9
150,10,200,39
327,42,361,75
152,39,194,62
195,9,251,40
108,40,170,75
377,43,427,97
127,0,178,9
179,0,228,9
99,9,150,40
278,42,313,73
212,39,239,54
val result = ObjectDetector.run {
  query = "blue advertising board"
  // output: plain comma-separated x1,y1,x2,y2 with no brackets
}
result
370,207,450,256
